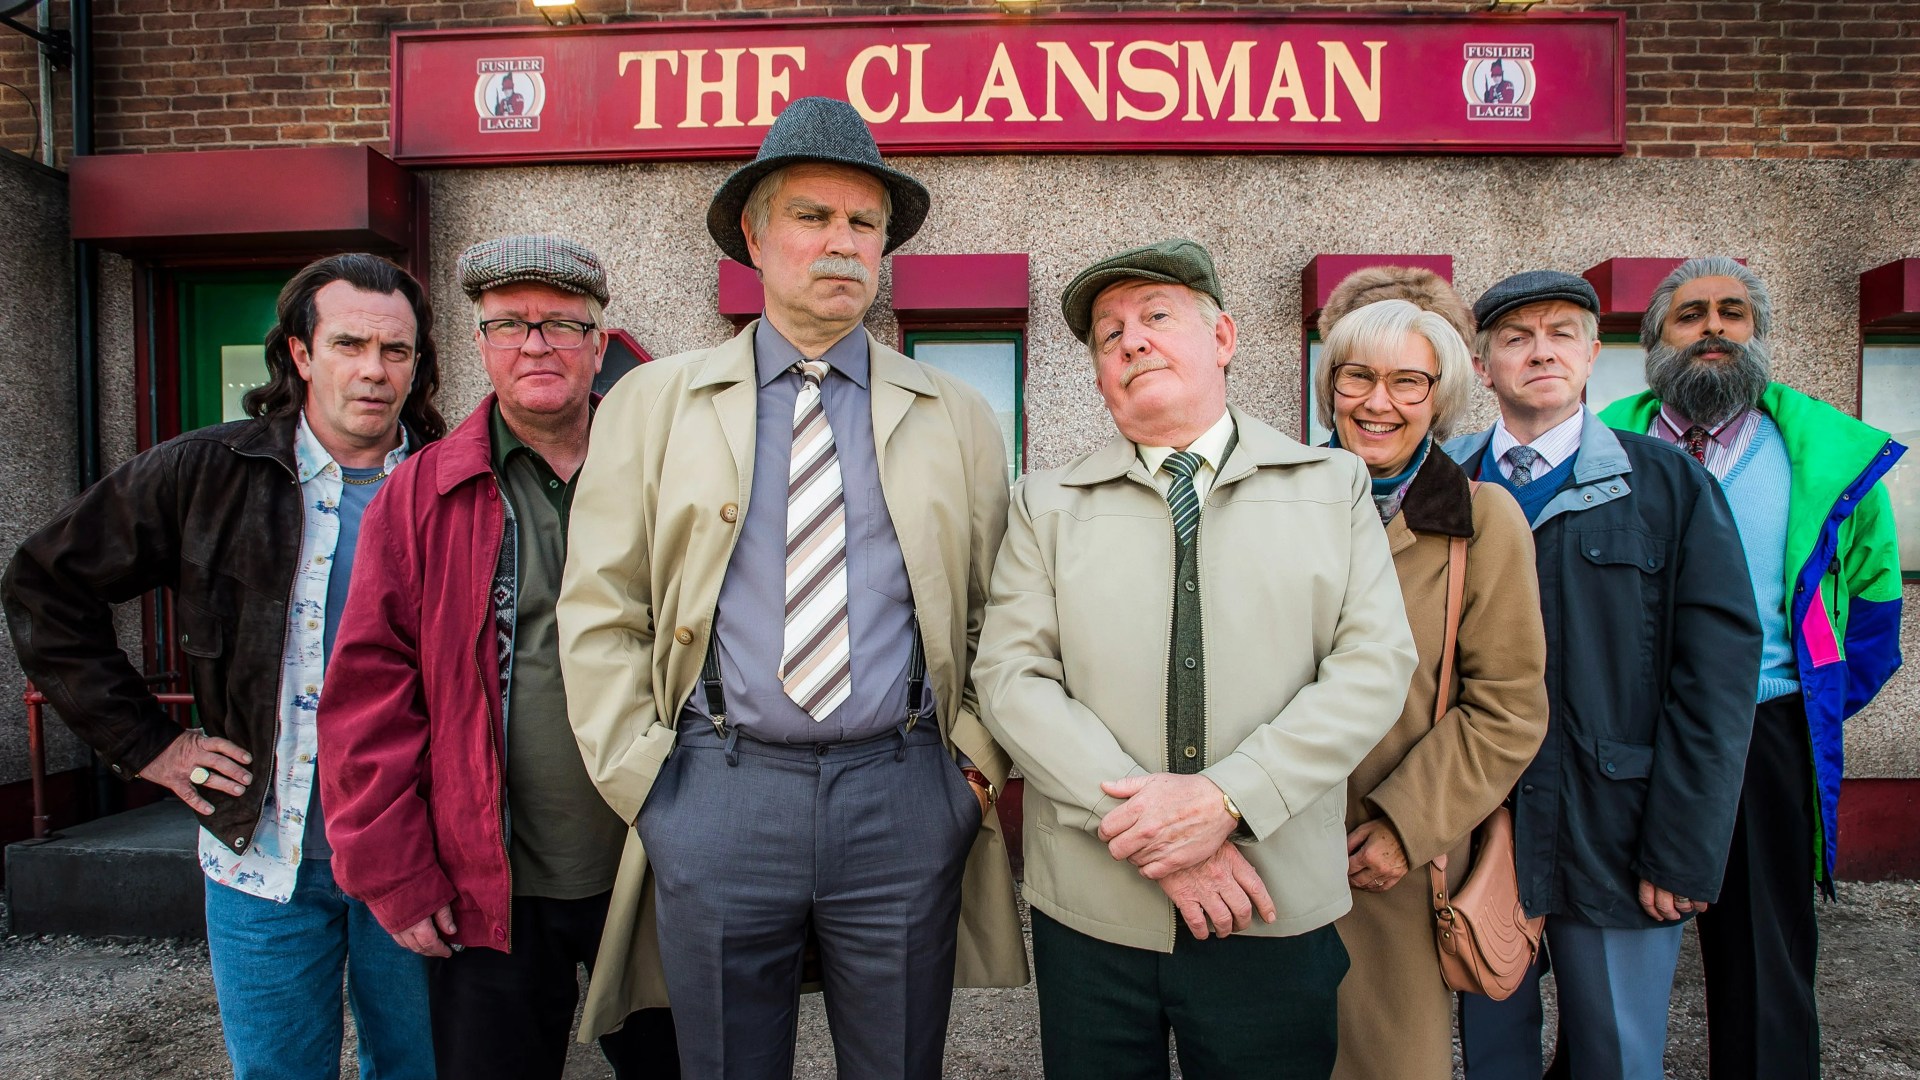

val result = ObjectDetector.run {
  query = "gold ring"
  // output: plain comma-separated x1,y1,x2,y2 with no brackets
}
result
189,766,211,786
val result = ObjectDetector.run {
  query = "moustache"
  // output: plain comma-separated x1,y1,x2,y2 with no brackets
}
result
1120,356,1167,388
809,257,871,284
1681,334,1743,363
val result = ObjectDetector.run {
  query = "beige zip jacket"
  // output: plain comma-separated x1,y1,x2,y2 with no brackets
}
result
974,406,1416,951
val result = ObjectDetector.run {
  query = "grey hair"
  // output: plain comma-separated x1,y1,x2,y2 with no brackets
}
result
1083,287,1224,365
1319,299,1475,442
743,163,894,248
1640,256,1772,350
473,294,606,329
1474,304,1598,362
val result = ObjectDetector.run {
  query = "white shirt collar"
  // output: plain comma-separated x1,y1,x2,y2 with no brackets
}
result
1489,408,1585,471
1137,409,1235,478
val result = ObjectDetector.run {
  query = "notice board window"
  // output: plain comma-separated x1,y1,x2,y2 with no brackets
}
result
1588,334,1647,413
904,330,1023,484
1303,332,1331,447
1861,338,1920,580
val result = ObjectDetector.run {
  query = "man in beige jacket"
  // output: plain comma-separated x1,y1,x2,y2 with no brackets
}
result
974,239,1416,1080
557,97,1025,1079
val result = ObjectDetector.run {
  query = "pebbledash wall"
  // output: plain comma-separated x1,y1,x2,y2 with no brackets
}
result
1,3,1917,830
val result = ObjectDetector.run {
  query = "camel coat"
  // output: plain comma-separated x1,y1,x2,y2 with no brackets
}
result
1331,449,1550,1080
557,322,1029,1040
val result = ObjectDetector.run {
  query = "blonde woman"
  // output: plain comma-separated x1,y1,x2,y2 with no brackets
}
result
1318,290,1549,1079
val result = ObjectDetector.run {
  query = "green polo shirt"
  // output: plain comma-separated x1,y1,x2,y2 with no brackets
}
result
491,404,623,899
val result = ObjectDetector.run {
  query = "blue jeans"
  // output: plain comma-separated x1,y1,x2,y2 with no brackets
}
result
204,858,435,1080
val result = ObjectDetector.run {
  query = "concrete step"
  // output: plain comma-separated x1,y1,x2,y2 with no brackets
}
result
5,800,206,938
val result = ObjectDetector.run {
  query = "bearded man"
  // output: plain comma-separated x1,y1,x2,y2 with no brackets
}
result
1600,256,1907,1080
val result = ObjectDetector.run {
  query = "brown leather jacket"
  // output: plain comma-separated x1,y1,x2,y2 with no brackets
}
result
4,413,308,853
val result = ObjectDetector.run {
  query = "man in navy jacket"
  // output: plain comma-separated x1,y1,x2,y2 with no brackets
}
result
1445,270,1762,1080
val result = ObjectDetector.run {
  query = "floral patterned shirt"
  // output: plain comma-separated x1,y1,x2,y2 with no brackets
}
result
196,413,410,901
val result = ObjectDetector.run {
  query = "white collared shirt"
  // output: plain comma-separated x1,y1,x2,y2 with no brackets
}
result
196,412,410,902
1137,410,1236,502
1488,409,1584,481
1651,405,1762,481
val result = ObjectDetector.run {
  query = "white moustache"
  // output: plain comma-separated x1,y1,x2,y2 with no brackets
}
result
810,257,871,284
1121,356,1167,388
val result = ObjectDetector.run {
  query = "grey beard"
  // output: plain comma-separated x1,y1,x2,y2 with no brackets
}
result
1645,334,1771,428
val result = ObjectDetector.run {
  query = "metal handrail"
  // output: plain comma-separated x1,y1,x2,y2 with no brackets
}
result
23,680,196,840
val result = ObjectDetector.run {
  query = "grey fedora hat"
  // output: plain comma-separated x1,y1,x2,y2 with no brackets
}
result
707,96,931,268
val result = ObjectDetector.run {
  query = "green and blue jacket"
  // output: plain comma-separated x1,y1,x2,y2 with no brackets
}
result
1602,383,1905,892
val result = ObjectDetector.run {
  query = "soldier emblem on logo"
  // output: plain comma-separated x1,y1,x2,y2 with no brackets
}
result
1463,45,1535,121
475,58,546,133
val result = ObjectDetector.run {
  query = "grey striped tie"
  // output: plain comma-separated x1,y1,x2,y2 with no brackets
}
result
780,360,852,721
1163,450,1204,545
1506,445,1541,487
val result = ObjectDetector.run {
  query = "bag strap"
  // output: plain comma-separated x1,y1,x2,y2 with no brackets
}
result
1429,483,1476,900
1432,532,1468,727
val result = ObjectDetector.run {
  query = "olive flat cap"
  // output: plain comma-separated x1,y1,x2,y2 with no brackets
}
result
1060,238,1224,340
708,96,930,268
1472,269,1599,330
458,234,609,307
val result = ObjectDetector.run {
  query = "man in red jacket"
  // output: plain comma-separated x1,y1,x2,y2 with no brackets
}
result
318,234,676,1079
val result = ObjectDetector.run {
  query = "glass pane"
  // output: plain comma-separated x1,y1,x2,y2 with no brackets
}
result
1588,341,1648,413
1861,343,1920,577
913,338,1021,483
1305,338,1331,446
221,345,270,422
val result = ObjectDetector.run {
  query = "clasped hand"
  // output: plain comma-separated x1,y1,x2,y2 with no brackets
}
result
1097,772,1276,939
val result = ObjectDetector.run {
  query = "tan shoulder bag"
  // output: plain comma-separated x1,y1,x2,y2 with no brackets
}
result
1428,492,1546,1001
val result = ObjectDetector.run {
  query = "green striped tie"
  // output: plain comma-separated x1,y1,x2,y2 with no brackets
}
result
1163,450,1204,545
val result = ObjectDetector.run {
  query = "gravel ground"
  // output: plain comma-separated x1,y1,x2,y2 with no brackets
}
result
4,884,1919,1079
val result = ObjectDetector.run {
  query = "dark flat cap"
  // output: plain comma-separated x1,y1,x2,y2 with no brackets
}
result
458,234,609,306
1060,239,1224,340
1472,269,1599,330
708,96,930,268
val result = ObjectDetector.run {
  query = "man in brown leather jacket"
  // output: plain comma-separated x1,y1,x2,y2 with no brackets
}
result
3,252,447,1080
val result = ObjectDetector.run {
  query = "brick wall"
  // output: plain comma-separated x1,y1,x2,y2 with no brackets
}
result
0,1,1916,165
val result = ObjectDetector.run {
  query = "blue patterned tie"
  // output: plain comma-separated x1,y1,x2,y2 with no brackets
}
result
1506,445,1541,487
1163,451,1204,544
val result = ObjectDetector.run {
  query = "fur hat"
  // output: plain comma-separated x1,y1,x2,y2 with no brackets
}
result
1318,265,1475,347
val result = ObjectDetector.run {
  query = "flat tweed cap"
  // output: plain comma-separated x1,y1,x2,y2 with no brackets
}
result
458,234,609,306
1059,238,1224,341
707,96,931,268
1473,269,1599,330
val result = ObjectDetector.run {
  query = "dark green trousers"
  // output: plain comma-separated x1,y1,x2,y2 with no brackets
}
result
1031,908,1349,1080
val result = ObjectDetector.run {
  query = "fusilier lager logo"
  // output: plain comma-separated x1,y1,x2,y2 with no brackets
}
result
475,57,547,132
1462,44,1534,121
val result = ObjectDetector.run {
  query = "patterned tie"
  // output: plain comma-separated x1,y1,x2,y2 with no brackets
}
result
1163,450,1204,545
780,360,852,721
1506,445,1541,487
1683,425,1711,464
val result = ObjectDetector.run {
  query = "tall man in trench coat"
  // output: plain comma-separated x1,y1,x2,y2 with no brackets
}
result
556,97,1027,1078
973,239,1417,1079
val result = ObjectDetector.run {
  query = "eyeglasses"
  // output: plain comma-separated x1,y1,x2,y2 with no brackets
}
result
478,318,597,349
1331,364,1439,405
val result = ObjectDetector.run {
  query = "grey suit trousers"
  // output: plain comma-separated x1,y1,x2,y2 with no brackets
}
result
638,722,979,1080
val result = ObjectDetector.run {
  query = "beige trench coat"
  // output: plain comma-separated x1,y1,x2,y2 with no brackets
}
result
1331,451,1550,1080
973,407,1418,951
557,322,1029,1040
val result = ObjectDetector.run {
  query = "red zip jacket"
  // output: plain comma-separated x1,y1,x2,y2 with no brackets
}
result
318,397,517,950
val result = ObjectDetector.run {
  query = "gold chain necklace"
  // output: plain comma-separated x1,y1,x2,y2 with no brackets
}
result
339,467,390,486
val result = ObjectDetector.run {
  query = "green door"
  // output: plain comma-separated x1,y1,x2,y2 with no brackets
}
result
177,272,289,432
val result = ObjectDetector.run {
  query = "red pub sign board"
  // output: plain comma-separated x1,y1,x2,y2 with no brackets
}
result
390,13,1624,166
